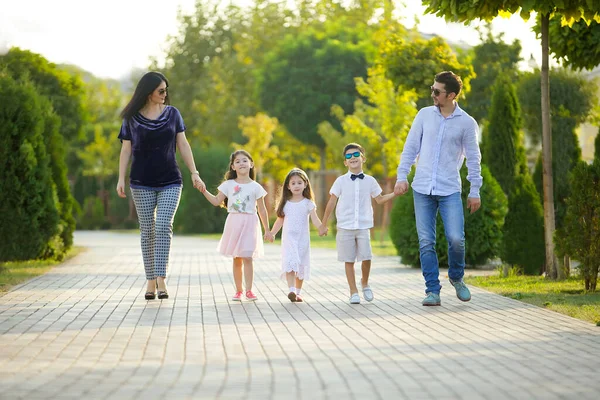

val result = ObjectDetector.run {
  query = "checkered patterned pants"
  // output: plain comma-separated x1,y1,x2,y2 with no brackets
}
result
131,186,182,280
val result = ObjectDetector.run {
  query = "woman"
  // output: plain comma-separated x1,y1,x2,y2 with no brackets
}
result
116,71,205,300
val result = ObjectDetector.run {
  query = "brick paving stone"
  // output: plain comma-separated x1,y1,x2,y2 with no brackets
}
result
0,231,599,399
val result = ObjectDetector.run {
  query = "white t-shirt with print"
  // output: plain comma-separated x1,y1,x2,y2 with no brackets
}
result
218,180,267,214
329,171,382,230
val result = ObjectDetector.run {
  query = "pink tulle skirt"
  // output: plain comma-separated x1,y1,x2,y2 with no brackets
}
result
217,213,264,258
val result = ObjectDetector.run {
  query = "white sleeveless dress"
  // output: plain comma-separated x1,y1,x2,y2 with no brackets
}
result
280,199,315,281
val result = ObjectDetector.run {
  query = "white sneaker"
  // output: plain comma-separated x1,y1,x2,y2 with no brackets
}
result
361,284,374,302
349,293,360,304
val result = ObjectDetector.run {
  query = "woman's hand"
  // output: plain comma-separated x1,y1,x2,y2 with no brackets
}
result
116,180,126,198
192,173,206,192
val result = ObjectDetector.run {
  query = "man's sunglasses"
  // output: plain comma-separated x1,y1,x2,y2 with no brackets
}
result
158,88,168,95
430,86,447,97
345,151,361,159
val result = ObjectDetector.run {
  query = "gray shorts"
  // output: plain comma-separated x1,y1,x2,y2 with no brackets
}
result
336,228,372,262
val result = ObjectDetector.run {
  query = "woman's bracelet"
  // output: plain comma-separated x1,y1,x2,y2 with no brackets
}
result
191,170,199,176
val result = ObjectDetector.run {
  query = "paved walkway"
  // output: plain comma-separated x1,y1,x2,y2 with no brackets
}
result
1,231,599,400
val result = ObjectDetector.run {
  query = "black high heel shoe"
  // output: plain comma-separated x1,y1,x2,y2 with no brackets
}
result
157,289,169,299
145,291,156,300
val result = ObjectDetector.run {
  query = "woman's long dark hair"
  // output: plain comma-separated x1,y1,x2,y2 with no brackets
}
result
276,168,314,218
120,71,170,120
221,150,256,208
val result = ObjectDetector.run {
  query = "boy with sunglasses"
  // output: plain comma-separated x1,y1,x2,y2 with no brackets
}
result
394,71,482,306
319,143,397,304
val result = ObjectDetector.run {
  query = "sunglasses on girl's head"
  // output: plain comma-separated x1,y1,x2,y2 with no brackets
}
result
158,88,168,95
345,151,361,159
430,86,447,97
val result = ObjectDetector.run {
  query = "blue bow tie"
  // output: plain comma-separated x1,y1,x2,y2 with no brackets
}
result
351,173,365,181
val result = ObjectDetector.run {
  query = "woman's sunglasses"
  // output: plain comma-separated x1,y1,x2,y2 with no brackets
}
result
344,151,361,159
430,86,447,97
158,88,168,95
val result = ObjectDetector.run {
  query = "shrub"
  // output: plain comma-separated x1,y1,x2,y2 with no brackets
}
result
77,197,106,230
389,164,507,267
485,76,523,195
502,174,545,275
0,73,61,261
555,161,600,291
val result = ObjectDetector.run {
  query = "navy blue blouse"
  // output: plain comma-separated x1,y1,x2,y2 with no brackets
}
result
118,106,186,188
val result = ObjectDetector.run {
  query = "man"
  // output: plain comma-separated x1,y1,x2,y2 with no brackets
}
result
394,71,482,306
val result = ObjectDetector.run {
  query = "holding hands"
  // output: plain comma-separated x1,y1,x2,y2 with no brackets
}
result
318,224,328,237
394,181,409,196
192,173,206,192
264,231,274,243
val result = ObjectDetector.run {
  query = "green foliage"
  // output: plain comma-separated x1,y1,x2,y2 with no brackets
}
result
485,76,525,195
468,27,521,123
520,70,590,230
532,117,582,230
258,27,372,148
175,144,231,234
0,72,62,261
536,14,600,71
421,0,600,23
0,48,87,160
518,69,596,146
595,128,600,161
318,66,418,178
502,174,545,275
0,48,86,253
378,33,473,109
555,161,600,291
41,100,76,251
389,165,507,267
77,197,106,230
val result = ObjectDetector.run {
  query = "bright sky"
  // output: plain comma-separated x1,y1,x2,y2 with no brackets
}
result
0,0,543,80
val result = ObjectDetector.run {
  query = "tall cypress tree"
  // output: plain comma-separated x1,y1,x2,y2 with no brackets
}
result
0,72,61,261
484,76,524,195
502,174,546,275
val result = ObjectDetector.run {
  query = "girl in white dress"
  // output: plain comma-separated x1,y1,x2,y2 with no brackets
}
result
270,168,322,302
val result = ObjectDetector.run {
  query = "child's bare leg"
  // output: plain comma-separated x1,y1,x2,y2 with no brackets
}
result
295,277,304,291
242,257,254,291
233,257,243,292
286,272,296,288
345,262,358,294
361,260,372,287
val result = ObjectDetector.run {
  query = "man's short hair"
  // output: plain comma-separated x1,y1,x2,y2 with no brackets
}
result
435,71,463,98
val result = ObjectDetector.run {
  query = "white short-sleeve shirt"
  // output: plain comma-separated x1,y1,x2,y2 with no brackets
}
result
217,180,267,214
329,171,382,229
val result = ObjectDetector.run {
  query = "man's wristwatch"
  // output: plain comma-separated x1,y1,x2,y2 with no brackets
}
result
191,171,199,175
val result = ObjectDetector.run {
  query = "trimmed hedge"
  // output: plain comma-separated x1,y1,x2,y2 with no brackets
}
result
0,73,62,261
502,174,545,275
389,164,507,268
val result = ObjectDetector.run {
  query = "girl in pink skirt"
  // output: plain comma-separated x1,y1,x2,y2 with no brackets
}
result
200,150,273,301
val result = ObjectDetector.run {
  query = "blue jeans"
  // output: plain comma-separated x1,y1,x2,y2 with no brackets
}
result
413,191,465,294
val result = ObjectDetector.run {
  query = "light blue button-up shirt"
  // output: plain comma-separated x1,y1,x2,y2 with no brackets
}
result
396,103,482,198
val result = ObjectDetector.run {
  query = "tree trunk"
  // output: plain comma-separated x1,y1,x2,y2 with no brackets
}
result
540,14,560,280
564,255,570,278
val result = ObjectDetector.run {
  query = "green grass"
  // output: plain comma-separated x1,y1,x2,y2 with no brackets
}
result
465,274,600,325
0,247,85,294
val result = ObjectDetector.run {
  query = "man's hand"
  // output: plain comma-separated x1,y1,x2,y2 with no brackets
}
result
467,197,481,214
394,181,409,196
